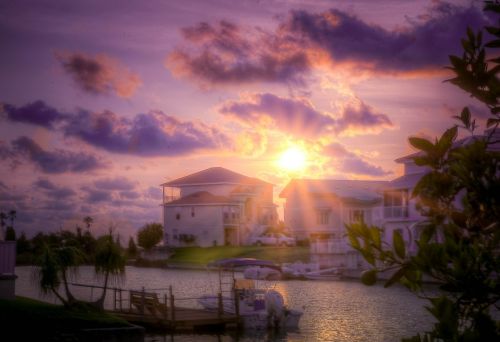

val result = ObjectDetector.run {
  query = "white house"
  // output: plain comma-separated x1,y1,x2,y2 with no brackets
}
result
161,167,276,247
281,127,500,269
279,179,387,269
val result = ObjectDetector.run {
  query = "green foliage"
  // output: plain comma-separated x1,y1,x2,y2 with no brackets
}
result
137,222,163,251
5,226,16,241
347,3,500,340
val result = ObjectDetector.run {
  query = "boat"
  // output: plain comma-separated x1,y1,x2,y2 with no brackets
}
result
198,258,303,330
281,262,320,279
243,266,282,280
304,267,343,281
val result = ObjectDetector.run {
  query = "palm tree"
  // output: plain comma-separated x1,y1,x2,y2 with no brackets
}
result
34,243,83,306
93,230,126,309
8,210,16,230
83,216,93,231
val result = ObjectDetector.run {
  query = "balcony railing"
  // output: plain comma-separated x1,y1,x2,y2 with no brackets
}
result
310,239,348,254
384,206,409,219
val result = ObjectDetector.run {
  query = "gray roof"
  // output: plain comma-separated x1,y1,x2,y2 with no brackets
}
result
280,179,387,202
161,167,270,187
386,172,426,190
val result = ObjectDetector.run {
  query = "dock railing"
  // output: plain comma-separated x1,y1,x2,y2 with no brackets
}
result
68,282,232,323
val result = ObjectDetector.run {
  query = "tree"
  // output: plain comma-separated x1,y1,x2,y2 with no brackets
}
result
137,223,163,251
127,236,138,258
83,216,93,231
347,3,500,341
34,240,83,307
93,230,126,309
5,226,16,241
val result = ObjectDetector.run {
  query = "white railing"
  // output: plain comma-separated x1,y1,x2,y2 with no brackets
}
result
310,240,348,254
384,206,409,219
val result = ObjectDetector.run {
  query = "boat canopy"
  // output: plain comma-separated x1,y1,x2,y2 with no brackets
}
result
208,258,281,271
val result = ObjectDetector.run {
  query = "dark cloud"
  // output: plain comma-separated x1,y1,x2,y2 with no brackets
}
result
323,142,391,176
1,100,67,129
219,93,392,138
82,188,112,203
168,3,488,86
119,191,141,200
8,136,107,173
282,2,488,73
94,177,136,191
56,51,142,98
1,99,231,157
335,100,393,134
64,109,231,156
33,179,76,199
167,20,309,86
145,186,162,200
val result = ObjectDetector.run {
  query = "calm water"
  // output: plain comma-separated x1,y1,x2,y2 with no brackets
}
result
15,266,434,342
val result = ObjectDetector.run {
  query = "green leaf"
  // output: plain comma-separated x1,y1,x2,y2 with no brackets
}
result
384,266,406,288
369,227,381,249
487,118,500,128
360,269,378,286
393,230,406,259
485,39,500,48
409,137,434,152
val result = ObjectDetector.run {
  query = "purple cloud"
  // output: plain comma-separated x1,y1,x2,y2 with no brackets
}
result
323,142,391,176
1,100,67,129
9,136,107,173
167,20,309,86
82,187,112,203
282,2,488,73
56,51,142,98
145,186,162,200
119,191,141,200
33,179,76,199
64,109,231,156
94,177,136,191
219,93,392,138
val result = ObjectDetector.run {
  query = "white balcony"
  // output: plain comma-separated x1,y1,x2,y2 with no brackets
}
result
384,206,409,219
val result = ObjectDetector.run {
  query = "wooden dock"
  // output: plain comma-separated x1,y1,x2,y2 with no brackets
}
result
69,283,239,332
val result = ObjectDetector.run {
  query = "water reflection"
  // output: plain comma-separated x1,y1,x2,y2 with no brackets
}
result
15,266,434,342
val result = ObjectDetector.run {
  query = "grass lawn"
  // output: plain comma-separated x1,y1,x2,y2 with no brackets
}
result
167,245,310,265
0,296,131,338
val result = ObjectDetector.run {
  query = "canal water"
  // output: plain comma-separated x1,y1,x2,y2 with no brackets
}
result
15,266,435,341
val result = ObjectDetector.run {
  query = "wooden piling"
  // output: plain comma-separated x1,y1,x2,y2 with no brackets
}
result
217,292,223,319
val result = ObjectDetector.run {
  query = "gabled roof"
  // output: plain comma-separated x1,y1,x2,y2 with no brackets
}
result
161,167,270,187
165,191,232,206
395,134,494,163
279,179,387,202
385,172,427,190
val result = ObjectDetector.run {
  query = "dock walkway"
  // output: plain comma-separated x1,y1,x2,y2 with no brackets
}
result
71,283,238,332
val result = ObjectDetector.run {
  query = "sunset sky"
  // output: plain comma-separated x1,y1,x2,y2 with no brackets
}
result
0,0,493,238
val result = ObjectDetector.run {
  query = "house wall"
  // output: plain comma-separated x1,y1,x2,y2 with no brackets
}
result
164,205,226,247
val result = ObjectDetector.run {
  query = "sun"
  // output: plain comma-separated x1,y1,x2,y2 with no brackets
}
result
278,146,307,172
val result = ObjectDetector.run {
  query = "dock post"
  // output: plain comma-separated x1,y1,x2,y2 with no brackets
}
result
141,287,145,317
217,292,223,318
234,288,240,321
169,285,175,323
113,288,117,311
119,289,123,312
164,293,168,321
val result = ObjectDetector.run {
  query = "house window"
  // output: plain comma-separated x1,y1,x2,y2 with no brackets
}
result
191,207,195,217
384,190,409,218
350,209,364,223
316,209,330,225
176,213,181,220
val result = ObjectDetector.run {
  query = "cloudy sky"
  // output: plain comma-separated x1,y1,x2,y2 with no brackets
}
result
0,0,492,238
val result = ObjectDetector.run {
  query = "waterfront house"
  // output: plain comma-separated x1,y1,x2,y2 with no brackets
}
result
161,167,276,247
279,179,387,269
281,127,500,269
